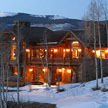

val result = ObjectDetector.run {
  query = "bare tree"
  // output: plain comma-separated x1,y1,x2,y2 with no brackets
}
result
96,0,104,83
84,0,99,88
16,21,23,105
101,0,108,77
84,0,108,86
44,30,51,88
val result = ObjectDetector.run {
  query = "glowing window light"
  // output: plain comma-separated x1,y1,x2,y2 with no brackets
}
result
26,49,30,52
92,50,101,54
58,69,62,72
12,37,15,40
63,49,66,52
45,49,47,52
72,41,79,44
54,49,58,53
62,68,65,72
96,50,100,54
62,68,65,71
29,68,33,72
51,49,53,52
67,69,71,73
92,50,95,53
13,53,15,56
14,72,18,75
78,49,82,52
42,68,46,72
105,49,108,53
42,67,47,72
66,49,70,52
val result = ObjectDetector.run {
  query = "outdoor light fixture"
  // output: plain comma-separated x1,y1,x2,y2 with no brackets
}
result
51,49,53,52
42,68,46,72
63,49,66,52
78,49,82,52
58,69,62,72
62,68,65,72
92,50,95,53
66,49,70,52
42,67,47,72
29,68,33,72
26,49,30,52
63,49,70,52
45,49,47,52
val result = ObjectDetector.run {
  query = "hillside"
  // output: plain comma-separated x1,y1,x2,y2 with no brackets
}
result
0,12,84,31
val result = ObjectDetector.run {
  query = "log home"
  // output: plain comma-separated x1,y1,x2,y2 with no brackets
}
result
1,21,108,85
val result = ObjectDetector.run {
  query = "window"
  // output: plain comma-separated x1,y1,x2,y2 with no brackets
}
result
72,41,82,58
11,45,16,60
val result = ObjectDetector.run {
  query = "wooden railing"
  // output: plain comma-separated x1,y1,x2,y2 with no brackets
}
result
26,57,82,66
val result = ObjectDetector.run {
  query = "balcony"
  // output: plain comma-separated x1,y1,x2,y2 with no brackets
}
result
26,57,82,66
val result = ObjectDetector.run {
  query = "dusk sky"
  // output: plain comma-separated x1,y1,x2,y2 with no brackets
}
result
0,0,107,19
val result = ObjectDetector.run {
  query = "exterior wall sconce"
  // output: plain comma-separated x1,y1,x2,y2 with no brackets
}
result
78,49,82,52
29,68,33,72
26,49,30,53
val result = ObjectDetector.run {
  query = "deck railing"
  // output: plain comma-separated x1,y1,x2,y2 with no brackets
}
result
26,57,82,66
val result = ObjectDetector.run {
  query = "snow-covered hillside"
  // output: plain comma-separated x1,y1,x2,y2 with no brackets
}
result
0,12,84,30
49,15,67,20
0,12,67,20
31,23,74,31
0,12,17,17
31,14,67,20
6,77,108,108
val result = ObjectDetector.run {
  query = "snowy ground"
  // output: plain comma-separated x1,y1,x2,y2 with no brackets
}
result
6,77,108,108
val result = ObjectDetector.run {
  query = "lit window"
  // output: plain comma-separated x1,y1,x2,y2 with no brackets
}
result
40,49,44,58
11,45,16,60
12,37,15,40
67,69,71,73
72,41,79,44
92,50,105,59
105,49,108,53
58,69,62,72
14,72,18,75
54,49,58,53
72,41,80,47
